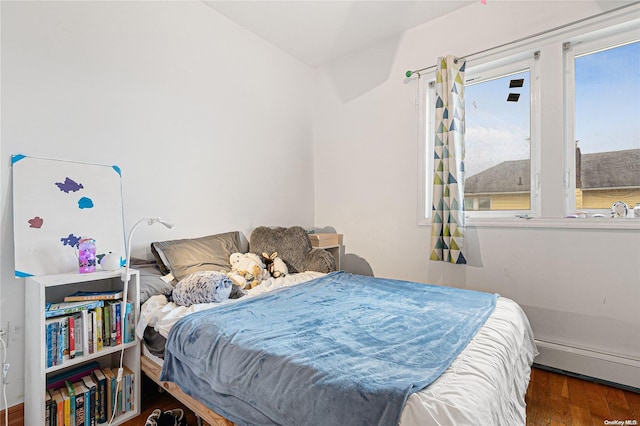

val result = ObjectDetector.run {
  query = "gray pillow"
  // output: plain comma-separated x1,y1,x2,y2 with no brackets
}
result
150,231,242,281
249,226,336,273
139,266,174,305
130,258,175,305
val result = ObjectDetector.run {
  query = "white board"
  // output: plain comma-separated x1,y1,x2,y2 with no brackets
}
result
12,155,126,277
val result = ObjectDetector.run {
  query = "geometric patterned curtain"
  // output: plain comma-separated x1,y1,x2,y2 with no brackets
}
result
430,55,467,264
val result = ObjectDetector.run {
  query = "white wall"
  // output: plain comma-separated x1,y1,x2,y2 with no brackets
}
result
314,1,640,385
0,0,315,406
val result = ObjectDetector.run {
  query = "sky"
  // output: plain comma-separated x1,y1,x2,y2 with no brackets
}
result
462,41,639,178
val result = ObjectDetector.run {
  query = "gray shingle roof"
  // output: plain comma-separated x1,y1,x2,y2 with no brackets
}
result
465,159,530,194
464,149,640,194
580,149,640,189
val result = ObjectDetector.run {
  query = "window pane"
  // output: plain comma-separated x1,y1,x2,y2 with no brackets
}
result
464,70,531,211
574,41,640,212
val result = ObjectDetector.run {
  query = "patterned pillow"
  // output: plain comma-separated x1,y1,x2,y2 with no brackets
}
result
169,271,233,307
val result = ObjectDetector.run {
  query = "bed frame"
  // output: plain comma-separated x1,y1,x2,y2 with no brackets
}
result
141,354,234,426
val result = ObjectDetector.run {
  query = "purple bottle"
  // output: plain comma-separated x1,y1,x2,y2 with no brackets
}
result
78,238,96,273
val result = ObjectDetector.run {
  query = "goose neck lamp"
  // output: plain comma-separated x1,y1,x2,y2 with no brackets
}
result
116,217,173,387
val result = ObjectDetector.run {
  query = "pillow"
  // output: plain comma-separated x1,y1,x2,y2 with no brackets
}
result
168,271,232,307
139,266,174,305
151,231,242,281
250,226,336,273
130,258,175,305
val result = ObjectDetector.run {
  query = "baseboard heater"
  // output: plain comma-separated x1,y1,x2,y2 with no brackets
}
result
534,339,640,390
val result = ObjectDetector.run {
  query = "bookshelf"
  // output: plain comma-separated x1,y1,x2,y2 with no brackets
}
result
25,269,141,425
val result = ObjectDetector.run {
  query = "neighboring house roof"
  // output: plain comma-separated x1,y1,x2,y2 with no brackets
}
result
465,159,530,194
580,148,640,189
464,148,640,194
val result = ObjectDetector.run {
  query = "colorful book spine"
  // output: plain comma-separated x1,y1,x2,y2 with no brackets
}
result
123,366,135,413
123,302,134,343
81,375,97,426
65,381,76,426
68,315,76,359
59,317,69,361
45,318,60,368
73,382,85,426
50,389,64,426
114,302,122,346
102,368,115,420
111,368,122,416
92,369,106,424
86,311,94,355
59,386,70,426
45,389,52,426
103,305,111,347
94,307,103,352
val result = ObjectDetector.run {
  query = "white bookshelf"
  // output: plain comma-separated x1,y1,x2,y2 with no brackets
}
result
25,269,141,425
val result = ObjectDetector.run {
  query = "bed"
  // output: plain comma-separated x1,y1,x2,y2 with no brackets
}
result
135,229,537,426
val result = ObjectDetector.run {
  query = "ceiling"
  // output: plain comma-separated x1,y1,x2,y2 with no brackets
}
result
203,1,475,68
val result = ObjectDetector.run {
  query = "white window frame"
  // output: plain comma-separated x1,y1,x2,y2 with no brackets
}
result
417,5,640,229
418,52,541,224
563,28,640,217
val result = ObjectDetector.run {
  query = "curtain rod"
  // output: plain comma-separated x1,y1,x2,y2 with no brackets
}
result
405,1,639,78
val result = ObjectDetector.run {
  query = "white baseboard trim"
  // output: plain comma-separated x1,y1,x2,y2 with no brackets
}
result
534,339,640,389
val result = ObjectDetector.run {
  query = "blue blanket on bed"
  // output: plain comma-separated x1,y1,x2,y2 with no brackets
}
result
160,271,497,426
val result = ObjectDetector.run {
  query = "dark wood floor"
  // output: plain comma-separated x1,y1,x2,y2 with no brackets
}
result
121,367,640,426
526,367,640,426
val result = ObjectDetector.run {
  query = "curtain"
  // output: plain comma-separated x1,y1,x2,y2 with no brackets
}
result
430,55,467,264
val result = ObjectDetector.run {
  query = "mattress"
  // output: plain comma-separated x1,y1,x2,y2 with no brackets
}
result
138,272,537,426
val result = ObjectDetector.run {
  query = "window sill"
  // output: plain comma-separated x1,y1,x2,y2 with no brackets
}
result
465,217,640,230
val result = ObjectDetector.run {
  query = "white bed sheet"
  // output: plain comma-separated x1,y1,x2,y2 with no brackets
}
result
138,272,537,426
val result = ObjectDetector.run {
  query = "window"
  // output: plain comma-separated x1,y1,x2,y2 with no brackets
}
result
566,38,640,216
418,8,639,226
464,60,536,216
420,54,539,221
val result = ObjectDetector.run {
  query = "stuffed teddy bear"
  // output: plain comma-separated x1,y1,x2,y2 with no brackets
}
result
228,252,269,289
262,252,288,278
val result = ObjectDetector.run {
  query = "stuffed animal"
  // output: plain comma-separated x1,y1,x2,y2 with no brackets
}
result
228,252,269,289
262,252,288,278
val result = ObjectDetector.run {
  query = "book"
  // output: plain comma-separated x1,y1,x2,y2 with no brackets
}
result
59,386,70,426
103,305,111,347
112,302,122,346
86,311,94,355
81,375,97,426
123,302,134,344
73,311,88,357
72,382,86,426
45,300,104,319
73,382,88,426
45,318,60,368
94,307,103,352
111,368,124,416
63,290,123,302
65,381,76,426
45,389,52,426
50,389,64,426
92,369,107,423
102,368,115,420
68,315,75,360
59,317,70,361
123,366,135,413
